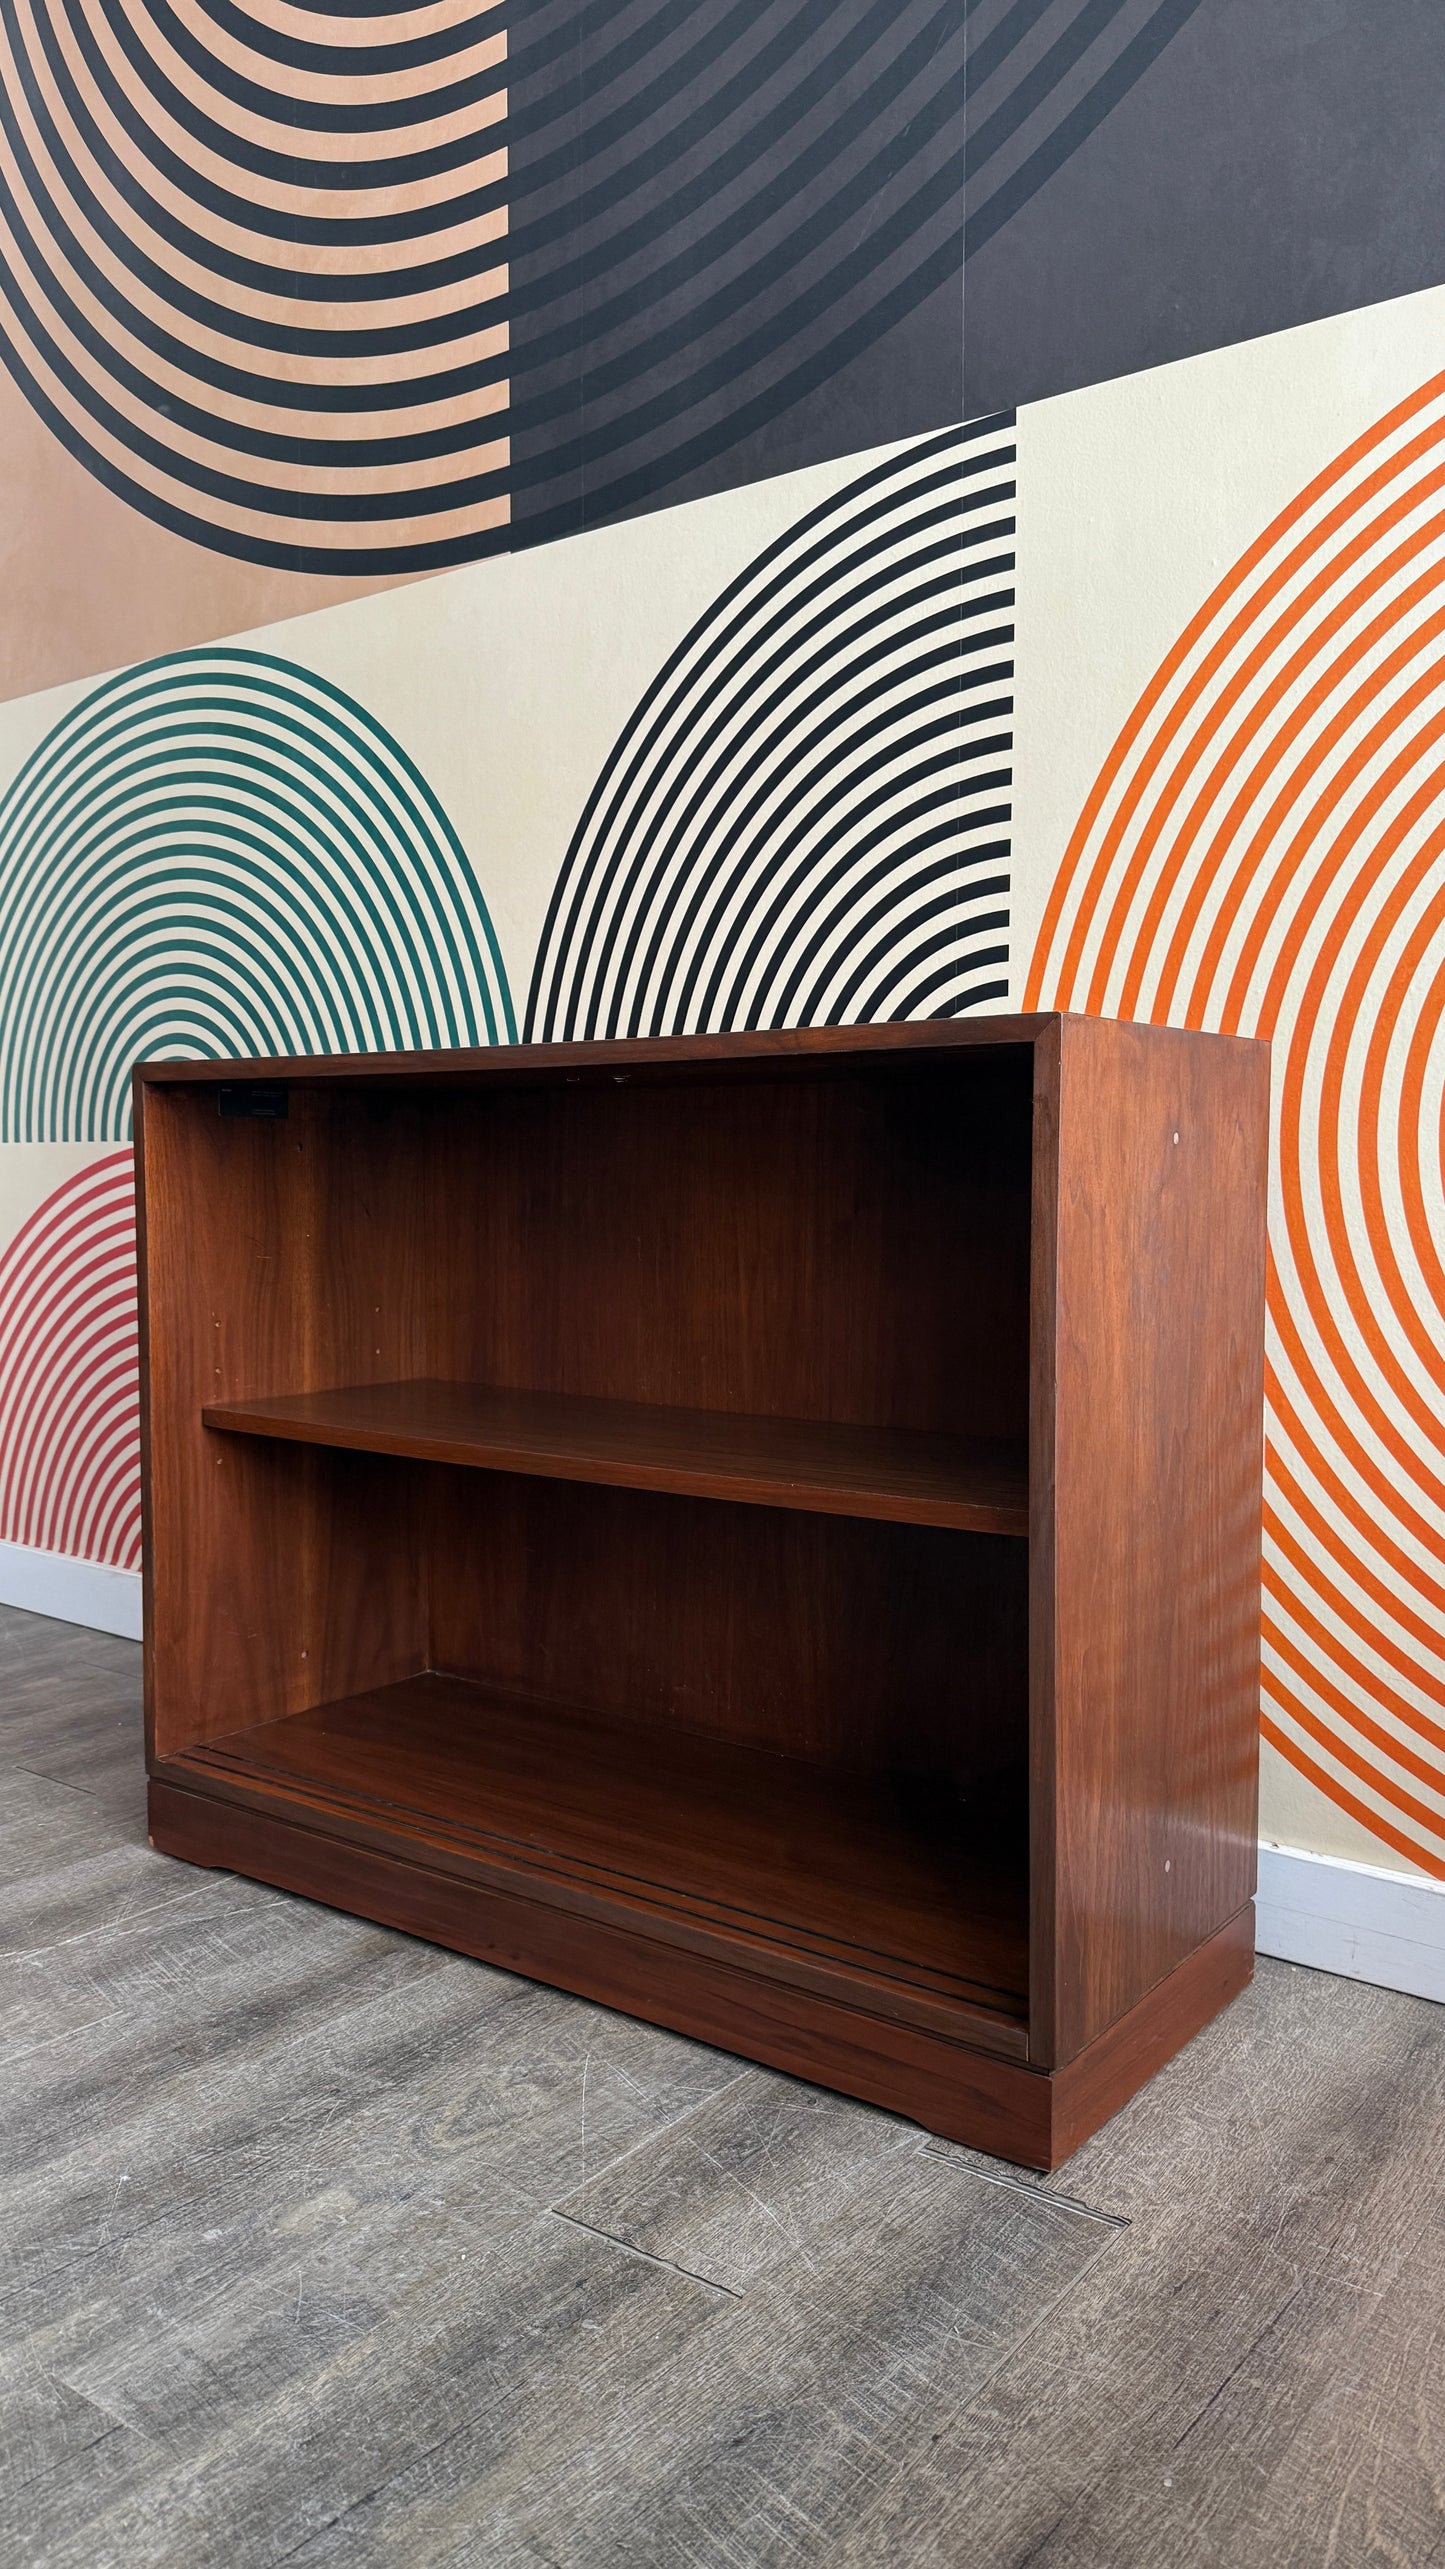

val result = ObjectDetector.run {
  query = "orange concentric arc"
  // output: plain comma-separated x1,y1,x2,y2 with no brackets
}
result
1027,366,1445,1876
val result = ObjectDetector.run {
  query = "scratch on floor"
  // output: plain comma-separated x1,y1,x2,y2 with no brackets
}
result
550,2208,744,2301
687,2137,819,2277
95,2171,130,2252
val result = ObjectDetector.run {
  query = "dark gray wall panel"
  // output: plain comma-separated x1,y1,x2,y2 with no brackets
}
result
507,0,965,545
964,0,1445,418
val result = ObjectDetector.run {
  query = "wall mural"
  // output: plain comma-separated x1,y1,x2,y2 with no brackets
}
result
3,0,1445,1879
505,0,969,537
963,0,1445,417
0,1151,138,1568
1027,367,1445,1877
527,414,1013,1039
7,0,1444,621
0,0,974,584
0,647,513,1141
0,0,510,572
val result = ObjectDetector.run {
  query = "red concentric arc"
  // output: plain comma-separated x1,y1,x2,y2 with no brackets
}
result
1026,367,1445,1877
0,1152,139,1568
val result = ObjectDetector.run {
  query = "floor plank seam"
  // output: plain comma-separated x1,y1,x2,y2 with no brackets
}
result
51,2370,162,2451
831,2224,1127,2560
549,2206,745,2300
1168,2275,1311,2458
7,1606,1445,2569
254,2453,440,2569
921,2142,1132,2229
12,1764,118,1809
955,2234,1127,2452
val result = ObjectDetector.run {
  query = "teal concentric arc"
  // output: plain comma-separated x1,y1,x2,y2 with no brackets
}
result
0,648,515,1142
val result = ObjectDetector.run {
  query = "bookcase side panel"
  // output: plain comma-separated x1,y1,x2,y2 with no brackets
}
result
140,1082,429,1756
1033,1018,1268,2067
1026,1021,1064,2054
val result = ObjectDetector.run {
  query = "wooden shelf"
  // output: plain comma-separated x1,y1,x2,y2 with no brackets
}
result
202,1379,1030,1534
167,1672,1030,2045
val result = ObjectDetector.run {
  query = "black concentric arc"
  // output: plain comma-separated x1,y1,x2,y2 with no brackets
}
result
525,416,1016,1043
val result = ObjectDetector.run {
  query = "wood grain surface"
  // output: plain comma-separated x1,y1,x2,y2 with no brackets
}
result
1029,1018,1269,2068
136,1078,434,1757
161,1667,1031,2031
147,1774,1253,2169
138,1035,1036,1746
425,1470,1029,1778
149,1773,1058,2155
203,1379,1030,1534
135,1016,1051,1088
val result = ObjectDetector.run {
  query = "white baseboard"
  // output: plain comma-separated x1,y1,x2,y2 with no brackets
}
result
0,1538,142,1641
1257,1842,1445,2005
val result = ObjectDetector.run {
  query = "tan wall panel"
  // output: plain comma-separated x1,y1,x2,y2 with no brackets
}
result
0,364,419,701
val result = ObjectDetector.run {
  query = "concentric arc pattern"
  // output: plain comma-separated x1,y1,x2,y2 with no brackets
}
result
964,0,1208,262
0,1153,139,1568
1027,369,1445,1876
505,0,1207,540
0,0,511,570
505,0,965,539
526,416,1014,1041
0,0,1217,563
0,646,514,1142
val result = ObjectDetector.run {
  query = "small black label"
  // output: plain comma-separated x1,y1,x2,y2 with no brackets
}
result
219,1083,289,1121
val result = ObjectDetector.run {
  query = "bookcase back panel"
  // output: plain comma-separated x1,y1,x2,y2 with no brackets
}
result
425,1468,1030,1787
138,1020,1265,2164
415,1055,1034,1441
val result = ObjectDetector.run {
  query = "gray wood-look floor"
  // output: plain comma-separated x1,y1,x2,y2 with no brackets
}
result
2,1603,1442,2569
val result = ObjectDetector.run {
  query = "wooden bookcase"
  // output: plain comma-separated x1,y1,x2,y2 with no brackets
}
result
137,1016,1268,2171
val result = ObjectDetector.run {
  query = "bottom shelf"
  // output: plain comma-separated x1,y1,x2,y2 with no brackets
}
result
165,1673,1030,2049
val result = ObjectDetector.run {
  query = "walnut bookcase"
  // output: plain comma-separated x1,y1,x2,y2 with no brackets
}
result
137,1017,1268,2171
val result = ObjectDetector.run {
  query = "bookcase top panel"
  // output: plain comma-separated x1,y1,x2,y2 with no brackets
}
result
132,1012,1265,1099
134,1017,1050,1093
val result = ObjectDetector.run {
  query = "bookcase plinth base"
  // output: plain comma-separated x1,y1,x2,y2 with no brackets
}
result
149,1777,1253,2173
